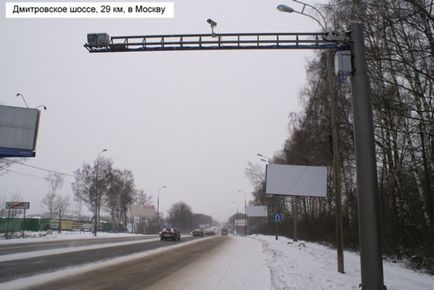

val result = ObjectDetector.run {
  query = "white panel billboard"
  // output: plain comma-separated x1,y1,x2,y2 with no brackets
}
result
0,105,40,157
234,219,247,226
246,205,268,217
266,164,327,197
131,204,156,217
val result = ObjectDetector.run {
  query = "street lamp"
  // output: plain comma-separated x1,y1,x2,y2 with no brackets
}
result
278,0,344,273
256,153,273,164
238,190,247,236
15,93,48,111
257,153,279,239
94,148,107,237
16,93,29,108
277,3,326,31
156,185,167,232
35,105,47,110
231,201,239,235
278,1,385,288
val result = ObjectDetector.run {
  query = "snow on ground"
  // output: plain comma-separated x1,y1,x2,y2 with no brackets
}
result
150,235,271,290
151,235,434,290
0,231,151,244
1,232,433,290
252,235,434,290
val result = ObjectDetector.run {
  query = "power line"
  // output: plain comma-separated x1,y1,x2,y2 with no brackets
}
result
5,169,47,182
8,161,74,177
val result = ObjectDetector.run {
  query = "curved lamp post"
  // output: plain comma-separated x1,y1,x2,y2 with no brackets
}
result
277,1,327,31
238,190,247,236
277,0,346,273
94,148,107,237
156,185,167,232
256,153,273,164
277,3,384,287
16,93,29,108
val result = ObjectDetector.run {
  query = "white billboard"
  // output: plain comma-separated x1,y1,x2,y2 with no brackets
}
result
131,204,156,217
234,219,247,227
246,205,268,217
0,105,40,157
266,164,327,197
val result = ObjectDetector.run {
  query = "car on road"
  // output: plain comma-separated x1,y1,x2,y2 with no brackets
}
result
192,229,205,237
159,228,181,241
221,228,228,235
205,230,216,236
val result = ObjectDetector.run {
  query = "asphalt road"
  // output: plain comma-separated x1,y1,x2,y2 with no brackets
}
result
0,235,157,256
25,236,227,290
0,236,197,283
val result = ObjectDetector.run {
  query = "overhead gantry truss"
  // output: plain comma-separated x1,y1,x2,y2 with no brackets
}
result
84,32,351,53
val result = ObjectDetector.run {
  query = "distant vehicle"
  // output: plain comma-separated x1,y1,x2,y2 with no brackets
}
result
159,228,181,241
192,229,205,237
205,230,216,236
221,228,228,235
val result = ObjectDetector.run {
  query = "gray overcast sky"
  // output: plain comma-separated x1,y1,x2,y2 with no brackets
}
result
0,0,326,222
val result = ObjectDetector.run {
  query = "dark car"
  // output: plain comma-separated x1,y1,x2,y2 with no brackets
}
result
159,228,181,241
205,230,216,236
221,228,228,236
192,229,205,237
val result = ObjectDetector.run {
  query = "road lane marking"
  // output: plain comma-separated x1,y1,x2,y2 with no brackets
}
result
0,238,161,262
0,236,217,290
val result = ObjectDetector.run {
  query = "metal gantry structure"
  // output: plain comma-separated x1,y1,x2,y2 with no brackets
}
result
84,32,350,53
84,22,385,289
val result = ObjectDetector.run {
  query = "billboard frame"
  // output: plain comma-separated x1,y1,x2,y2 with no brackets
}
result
0,105,41,158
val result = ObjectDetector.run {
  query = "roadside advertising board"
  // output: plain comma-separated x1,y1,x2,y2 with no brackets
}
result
5,202,30,209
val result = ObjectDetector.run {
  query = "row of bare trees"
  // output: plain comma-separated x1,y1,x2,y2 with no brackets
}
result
72,157,147,232
165,201,215,233
247,0,433,272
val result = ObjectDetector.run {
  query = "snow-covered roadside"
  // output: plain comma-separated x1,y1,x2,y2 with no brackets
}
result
1,233,433,290
0,231,154,245
252,235,434,290
150,235,272,290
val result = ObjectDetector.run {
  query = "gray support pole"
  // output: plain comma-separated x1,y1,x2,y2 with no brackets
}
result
94,164,98,237
6,209,10,239
327,51,345,274
157,195,160,233
244,197,247,236
22,208,26,238
274,196,278,240
350,18,386,290
293,196,298,242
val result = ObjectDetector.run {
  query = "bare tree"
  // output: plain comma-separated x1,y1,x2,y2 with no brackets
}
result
42,173,64,218
167,202,193,232
54,195,71,233
104,169,136,231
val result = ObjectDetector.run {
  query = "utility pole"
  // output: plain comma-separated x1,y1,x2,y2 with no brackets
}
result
244,196,247,236
293,196,298,242
327,51,344,274
94,149,107,237
351,0,385,288
156,185,167,233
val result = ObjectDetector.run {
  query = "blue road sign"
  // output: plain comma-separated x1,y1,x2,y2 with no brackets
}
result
274,213,282,222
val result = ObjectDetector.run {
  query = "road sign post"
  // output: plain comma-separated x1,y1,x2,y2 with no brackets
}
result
5,202,30,239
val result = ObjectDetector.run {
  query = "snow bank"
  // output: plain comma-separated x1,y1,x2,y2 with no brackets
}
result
251,235,434,290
